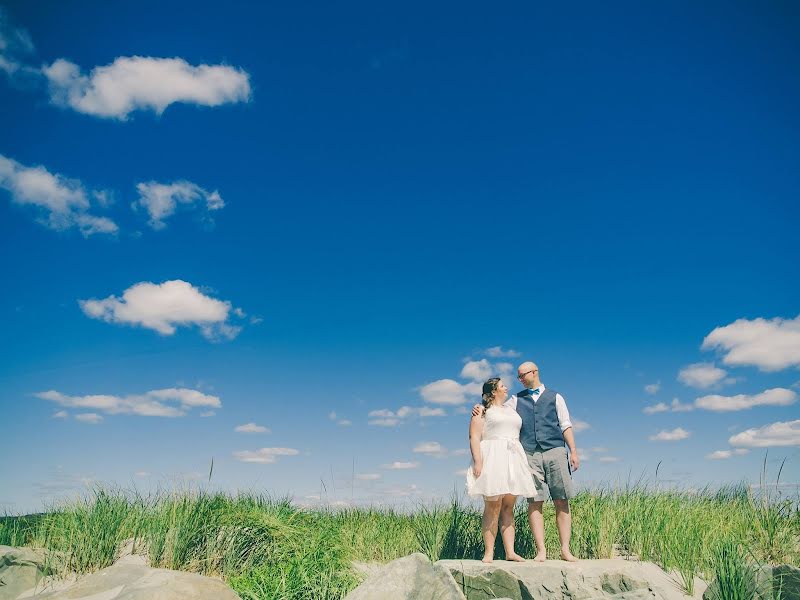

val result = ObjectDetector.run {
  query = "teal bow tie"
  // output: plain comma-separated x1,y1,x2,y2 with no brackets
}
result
529,388,540,395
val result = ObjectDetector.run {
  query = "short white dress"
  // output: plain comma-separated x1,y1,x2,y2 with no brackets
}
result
466,401,538,500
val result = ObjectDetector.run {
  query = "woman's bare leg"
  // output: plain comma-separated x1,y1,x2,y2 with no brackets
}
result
500,495,525,561
481,498,502,562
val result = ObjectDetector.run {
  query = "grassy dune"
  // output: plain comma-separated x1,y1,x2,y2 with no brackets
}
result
1,483,798,600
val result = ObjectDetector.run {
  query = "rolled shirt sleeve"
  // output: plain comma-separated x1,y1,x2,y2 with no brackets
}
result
555,393,572,432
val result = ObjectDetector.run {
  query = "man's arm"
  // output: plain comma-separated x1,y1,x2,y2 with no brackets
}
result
556,393,579,471
562,426,579,471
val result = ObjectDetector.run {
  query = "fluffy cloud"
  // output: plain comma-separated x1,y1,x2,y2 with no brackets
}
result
367,406,445,426
644,382,661,395
328,411,352,426
235,423,270,433
678,362,729,389
233,447,299,464
572,420,591,432
702,315,800,372
649,428,690,442
460,359,492,382
75,413,103,424
643,398,694,414
413,442,448,458
729,420,800,448
355,473,381,481
484,346,520,358
598,456,621,463
37,387,220,418
382,461,420,470
0,154,117,236
79,280,243,340
419,379,480,405
43,56,251,120
695,388,796,412
134,180,224,229
706,449,749,460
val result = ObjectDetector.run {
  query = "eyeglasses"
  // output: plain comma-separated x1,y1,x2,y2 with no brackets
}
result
517,369,537,379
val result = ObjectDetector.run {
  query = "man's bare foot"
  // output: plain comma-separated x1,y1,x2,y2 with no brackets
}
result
561,549,578,562
505,553,526,562
481,555,494,563
533,551,547,562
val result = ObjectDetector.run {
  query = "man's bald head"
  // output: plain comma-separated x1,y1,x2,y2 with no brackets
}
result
517,361,540,388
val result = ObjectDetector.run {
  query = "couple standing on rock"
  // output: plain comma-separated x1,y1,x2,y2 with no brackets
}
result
466,361,579,563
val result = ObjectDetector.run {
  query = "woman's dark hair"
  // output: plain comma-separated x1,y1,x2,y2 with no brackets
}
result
481,377,502,412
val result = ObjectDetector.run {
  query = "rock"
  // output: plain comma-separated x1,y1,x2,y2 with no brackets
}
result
29,561,241,600
437,558,701,600
767,565,800,600
0,546,54,600
345,553,466,600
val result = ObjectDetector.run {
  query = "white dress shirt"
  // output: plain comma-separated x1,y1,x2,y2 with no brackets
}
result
505,383,573,432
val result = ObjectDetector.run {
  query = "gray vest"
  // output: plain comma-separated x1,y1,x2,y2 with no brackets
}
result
516,388,564,452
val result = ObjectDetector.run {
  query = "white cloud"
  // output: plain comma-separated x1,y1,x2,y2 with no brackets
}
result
52,410,68,419
355,473,381,481
419,379,480,405
368,405,446,426
37,387,220,418
75,413,103,424
484,346,520,358
460,359,492,382
670,398,695,412
729,420,800,448
695,388,796,412
382,461,419,470
79,280,243,340
678,362,729,389
572,420,591,432
0,154,118,236
43,56,251,120
413,441,448,458
644,382,661,395
643,402,669,414
706,449,749,460
598,456,621,463
591,446,609,453
134,471,150,477
649,428,690,442
233,447,299,464
134,180,224,229
368,417,400,427
0,10,34,76
336,419,352,426
235,422,270,433
702,315,800,372
418,407,446,417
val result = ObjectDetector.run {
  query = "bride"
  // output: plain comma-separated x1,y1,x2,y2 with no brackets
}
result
466,377,538,562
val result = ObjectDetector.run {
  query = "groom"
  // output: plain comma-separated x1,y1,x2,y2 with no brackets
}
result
473,361,579,561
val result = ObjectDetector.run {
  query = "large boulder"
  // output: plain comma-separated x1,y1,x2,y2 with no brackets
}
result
345,553,466,600
0,546,54,600
0,545,240,600
436,558,701,600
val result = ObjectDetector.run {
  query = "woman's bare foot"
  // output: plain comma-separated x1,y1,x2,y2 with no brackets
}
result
505,553,526,562
560,549,578,562
481,554,494,563
533,551,547,562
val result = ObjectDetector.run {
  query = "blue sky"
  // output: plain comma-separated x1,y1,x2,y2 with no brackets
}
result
1,1,799,514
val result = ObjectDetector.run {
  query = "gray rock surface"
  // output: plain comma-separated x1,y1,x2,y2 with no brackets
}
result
0,545,240,600
345,553,466,600
32,561,241,600
0,546,54,600
436,558,702,600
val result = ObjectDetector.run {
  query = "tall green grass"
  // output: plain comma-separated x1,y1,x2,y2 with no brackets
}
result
1,481,797,599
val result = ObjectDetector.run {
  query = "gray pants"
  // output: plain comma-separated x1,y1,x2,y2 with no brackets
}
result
525,445,574,502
